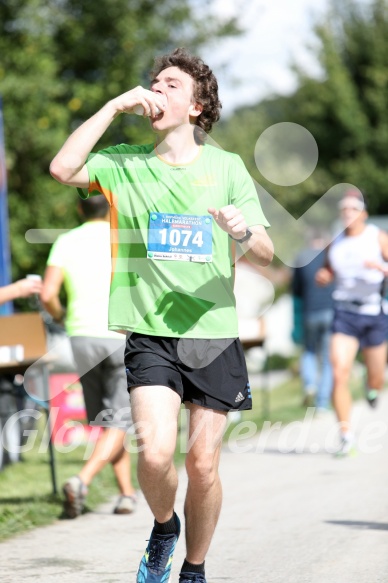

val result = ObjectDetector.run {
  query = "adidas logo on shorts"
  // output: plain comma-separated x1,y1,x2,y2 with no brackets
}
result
235,392,244,403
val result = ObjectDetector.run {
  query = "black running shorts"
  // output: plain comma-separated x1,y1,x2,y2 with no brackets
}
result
124,333,252,412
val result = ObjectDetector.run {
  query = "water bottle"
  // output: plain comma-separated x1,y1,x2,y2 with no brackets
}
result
26,274,42,311
133,104,162,116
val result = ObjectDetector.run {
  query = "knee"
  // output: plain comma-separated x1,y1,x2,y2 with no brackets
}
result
139,447,174,477
333,363,351,386
185,452,218,490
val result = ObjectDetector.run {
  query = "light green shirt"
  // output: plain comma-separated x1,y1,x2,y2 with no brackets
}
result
80,142,270,338
47,221,122,338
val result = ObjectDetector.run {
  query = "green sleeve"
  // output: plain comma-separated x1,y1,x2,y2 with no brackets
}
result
230,154,270,228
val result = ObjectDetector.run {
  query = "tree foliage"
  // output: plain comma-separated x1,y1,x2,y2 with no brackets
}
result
215,0,388,218
287,0,388,214
0,0,239,284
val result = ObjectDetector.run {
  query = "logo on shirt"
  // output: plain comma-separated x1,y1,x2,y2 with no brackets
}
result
191,174,217,187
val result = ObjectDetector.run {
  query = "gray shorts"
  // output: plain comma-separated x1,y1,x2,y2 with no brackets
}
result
70,336,132,430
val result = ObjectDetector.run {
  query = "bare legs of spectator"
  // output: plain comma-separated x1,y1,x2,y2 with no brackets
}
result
79,427,135,496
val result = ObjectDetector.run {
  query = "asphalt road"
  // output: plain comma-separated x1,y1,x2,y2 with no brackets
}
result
2,391,388,583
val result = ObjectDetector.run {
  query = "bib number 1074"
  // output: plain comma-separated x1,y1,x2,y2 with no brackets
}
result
159,229,203,248
147,212,212,262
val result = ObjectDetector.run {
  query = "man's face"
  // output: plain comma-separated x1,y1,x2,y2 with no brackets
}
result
339,199,367,229
149,66,202,132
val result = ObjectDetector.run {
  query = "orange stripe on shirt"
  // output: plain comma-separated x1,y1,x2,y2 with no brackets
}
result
89,180,115,207
109,195,120,283
89,180,119,282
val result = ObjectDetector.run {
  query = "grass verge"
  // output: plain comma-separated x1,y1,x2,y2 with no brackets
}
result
0,424,131,541
0,370,367,542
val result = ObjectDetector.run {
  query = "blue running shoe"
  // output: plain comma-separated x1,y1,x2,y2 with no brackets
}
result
137,515,180,583
179,573,207,583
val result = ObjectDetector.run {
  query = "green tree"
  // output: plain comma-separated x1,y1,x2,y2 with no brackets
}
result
285,0,388,214
0,0,239,293
215,0,388,219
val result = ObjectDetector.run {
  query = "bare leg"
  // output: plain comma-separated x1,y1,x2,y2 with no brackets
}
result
79,427,135,495
184,404,228,564
130,385,182,523
330,333,359,433
362,342,387,391
111,446,135,496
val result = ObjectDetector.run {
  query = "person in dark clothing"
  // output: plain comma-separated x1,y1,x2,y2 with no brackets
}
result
292,232,334,412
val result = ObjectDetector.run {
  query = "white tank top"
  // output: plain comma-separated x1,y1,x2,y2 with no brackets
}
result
328,224,387,315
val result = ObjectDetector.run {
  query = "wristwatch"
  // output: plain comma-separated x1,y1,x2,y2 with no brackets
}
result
229,228,253,243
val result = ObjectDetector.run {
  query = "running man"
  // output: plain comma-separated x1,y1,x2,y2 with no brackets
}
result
316,189,388,456
49,48,273,582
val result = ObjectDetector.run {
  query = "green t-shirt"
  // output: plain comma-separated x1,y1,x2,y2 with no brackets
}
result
80,142,269,338
47,221,122,339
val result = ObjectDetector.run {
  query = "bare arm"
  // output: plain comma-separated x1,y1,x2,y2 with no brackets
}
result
50,87,166,188
364,231,388,275
239,225,274,267
208,205,274,267
41,266,66,322
379,230,388,263
315,241,334,286
0,278,43,305
315,267,334,286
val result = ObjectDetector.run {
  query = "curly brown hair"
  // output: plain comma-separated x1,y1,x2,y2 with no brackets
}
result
151,48,222,142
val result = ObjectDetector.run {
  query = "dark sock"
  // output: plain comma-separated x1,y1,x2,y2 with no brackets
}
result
181,559,205,575
154,511,178,535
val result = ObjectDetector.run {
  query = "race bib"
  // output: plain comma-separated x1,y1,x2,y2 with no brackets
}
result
147,212,213,262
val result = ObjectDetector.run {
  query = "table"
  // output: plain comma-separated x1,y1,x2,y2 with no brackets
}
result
0,313,57,494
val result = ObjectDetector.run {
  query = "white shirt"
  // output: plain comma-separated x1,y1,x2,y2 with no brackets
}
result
328,224,387,315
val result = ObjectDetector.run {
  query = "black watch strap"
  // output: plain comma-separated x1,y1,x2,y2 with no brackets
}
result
229,228,253,243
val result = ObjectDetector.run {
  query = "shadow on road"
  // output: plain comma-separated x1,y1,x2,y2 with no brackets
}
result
325,520,388,531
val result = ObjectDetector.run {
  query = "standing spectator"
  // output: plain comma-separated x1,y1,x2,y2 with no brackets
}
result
0,278,44,466
316,189,388,456
292,231,334,413
41,196,136,517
